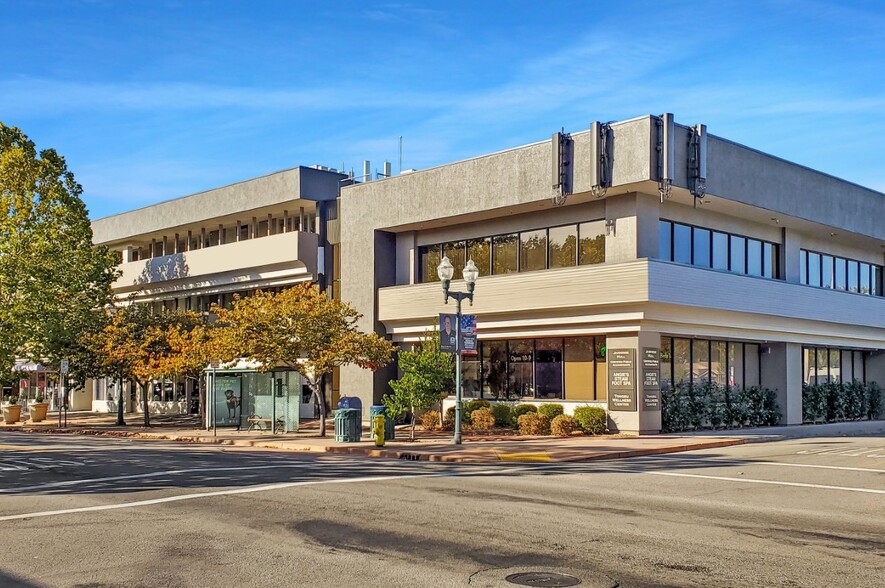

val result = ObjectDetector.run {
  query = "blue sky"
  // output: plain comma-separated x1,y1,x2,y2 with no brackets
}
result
2,0,884,219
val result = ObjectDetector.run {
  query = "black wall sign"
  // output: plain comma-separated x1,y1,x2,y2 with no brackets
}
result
642,348,661,411
608,349,636,411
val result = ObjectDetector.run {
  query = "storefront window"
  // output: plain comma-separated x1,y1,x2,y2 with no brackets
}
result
534,339,563,399
711,341,727,386
728,342,744,389
419,245,441,283
508,340,534,397
692,340,710,383
564,337,595,400
594,338,607,400
482,341,509,399
660,338,672,392
462,357,480,398
673,338,691,384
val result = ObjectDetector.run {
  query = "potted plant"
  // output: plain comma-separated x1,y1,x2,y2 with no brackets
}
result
29,393,49,423
3,395,22,424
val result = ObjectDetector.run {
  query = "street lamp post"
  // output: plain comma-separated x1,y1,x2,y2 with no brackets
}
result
437,257,479,445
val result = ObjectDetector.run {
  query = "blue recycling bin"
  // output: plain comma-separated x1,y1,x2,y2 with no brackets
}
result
369,405,395,441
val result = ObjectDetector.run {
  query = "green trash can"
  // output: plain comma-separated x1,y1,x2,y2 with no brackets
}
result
334,408,361,442
369,405,395,441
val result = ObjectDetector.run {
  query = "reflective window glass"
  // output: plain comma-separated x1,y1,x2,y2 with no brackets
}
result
800,250,807,284
712,232,728,270
848,260,859,292
492,234,518,275
419,245,441,283
520,230,547,272
673,223,692,264
462,358,480,399
872,266,881,296
711,341,727,386
808,252,821,287
729,236,746,273
578,220,605,265
673,338,691,384
821,255,834,288
802,347,816,386
482,341,509,399
693,228,711,268
659,221,672,261
660,337,672,392
444,241,466,278
535,339,563,399
728,342,744,389
747,239,762,276
508,340,534,397
548,225,578,269
763,242,774,278
692,340,710,383
860,263,871,294
829,349,841,383
467,238,492,277
564,337,595,400
835,257,847,290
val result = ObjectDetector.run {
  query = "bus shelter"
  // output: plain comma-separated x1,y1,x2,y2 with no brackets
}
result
206,366,302,433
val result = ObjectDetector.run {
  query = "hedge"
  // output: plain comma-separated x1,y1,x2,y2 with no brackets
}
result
661,381,779,433
802,380,882,423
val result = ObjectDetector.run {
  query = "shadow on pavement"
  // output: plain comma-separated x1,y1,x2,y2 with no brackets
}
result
0,569,46,587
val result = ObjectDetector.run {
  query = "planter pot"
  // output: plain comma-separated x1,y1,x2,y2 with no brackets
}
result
29,402,49,423
3,404,22,424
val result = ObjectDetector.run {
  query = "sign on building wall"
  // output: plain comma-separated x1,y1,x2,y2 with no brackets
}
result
642,348,661,411
439,314,457,353
608,349,637,411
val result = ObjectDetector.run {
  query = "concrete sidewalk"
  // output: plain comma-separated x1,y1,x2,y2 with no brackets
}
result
3,411,881,463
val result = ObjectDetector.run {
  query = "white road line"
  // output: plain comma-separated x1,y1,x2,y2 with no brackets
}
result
636,455,885,474
639,470,885,494
0,467,525,522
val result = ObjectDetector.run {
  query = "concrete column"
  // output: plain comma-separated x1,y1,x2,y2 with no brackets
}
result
219,224,225,245
251,217,257,239
604,192,661,263
150,238,156,258
395,231,417,286
866,350,885,386
173,234,180,254
267,213,273,236
186,231,192,251
761,342,803,425
121,248,132,263
200,228,206,249
283,210,289,233
605,330,662,434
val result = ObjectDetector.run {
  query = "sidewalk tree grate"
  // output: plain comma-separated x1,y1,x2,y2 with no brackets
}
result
505,571,581,587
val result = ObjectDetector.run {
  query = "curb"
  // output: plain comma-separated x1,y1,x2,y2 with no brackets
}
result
1,426,751,464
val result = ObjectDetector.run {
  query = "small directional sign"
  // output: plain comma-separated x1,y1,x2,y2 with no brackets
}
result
60,358,70,375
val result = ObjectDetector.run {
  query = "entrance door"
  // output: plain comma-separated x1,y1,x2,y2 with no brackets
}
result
299,385,316,419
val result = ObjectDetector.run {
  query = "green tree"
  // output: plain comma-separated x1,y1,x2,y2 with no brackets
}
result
211,284,395,437
0,123,118,378
384,330,454,441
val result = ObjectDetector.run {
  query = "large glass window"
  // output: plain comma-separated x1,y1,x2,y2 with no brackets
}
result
763,242,775,279
444,241,466,278
520,230,547,272
493,234,519,275
692,340,710,383
848,260,859,292
821,255,834,288
835,257,847,290
711,341,727,386
829,349,841,383
548,225,577,269
594,338,607,401
462,357,480,399
800,250,807,284
728,342,744,389
508,340,534,397
660,337,672,392
729,235,745,273
693,228,711,268
482,341,509,399
673,338,691,384
419,245,441,283
860,263,871,294
747,239,762,277
712,232,728,270
873,266,881,296
534,339,563,399
659,221,672,261
467,238,492,277
807,252,821,287
578,220,605,265
673,223,692,264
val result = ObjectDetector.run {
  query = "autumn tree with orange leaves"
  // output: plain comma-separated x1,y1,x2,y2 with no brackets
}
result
211,284,394,437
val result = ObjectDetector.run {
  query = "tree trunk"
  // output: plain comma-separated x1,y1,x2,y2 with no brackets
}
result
410,404,416,441
141,381,151,427
310,382,326,437
115,377,126,426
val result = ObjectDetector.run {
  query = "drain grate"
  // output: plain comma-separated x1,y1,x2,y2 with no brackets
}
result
505,571,582,587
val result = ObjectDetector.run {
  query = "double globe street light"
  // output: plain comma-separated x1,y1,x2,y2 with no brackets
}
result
437,256,480,444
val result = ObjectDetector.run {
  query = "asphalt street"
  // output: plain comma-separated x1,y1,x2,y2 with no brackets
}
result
0,431,882,588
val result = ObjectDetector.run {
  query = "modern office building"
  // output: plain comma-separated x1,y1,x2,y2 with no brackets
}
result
338,114,885,433
88,165,346,424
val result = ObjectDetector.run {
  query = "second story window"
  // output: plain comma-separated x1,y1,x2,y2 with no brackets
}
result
800,249,882,296
658,220,780,279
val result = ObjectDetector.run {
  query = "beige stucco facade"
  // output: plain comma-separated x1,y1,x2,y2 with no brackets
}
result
339,114,885,433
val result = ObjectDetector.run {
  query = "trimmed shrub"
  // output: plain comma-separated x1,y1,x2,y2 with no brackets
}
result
803,380,884,424
510,403,537,426
550,414,577,437
490,403,513,427
573,406,607,435
470,407,496,432
537,403,564,421
464,399,491,421
419,410,440,431
662,382,780,432
445,405,469,424
867,382,883,420
517,412,550,436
